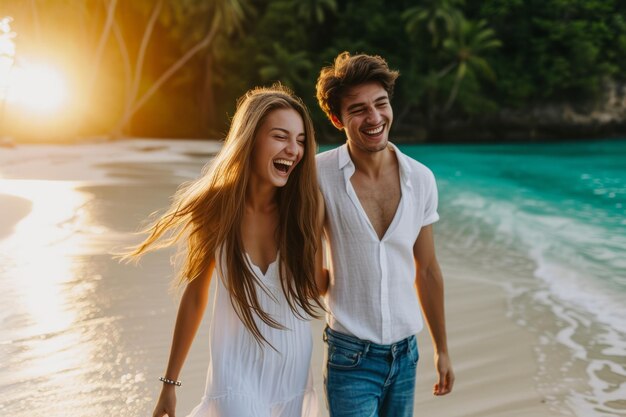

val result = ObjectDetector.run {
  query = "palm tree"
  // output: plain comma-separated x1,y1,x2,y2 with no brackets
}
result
257,43,313,91
295,0,337,25
113,0,164,136
440,18,502,113
402,0,464,47
197,0,253,133
86,0,118,104
112,0,251,137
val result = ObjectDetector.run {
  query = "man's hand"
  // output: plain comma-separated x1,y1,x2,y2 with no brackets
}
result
433,351,454,396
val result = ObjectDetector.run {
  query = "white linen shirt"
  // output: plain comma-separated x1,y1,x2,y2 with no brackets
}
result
317,143,439,345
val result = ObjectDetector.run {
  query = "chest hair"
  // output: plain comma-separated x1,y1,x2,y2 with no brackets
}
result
351,171,401,240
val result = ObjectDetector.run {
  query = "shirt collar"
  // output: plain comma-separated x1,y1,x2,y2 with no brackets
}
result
337,142,412,187
337,143,352,170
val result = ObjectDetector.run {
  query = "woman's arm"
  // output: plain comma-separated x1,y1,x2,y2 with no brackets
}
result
315,190,329,295
153,259,215,417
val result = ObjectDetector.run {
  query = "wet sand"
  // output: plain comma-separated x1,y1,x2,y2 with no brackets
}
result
0,139,565,416
0,194,32,239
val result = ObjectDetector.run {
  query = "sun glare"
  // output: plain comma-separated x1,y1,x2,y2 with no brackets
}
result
3,62,68,113
0,178,99,403
1,18,70,115
0,179,86,335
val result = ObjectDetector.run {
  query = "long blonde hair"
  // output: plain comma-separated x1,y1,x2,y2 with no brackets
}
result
124,84,322,345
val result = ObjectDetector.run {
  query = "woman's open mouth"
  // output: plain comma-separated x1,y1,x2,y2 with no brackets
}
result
273,158,294,174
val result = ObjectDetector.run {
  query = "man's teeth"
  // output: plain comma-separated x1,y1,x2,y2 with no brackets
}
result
274,159,293,167
364,125,383,135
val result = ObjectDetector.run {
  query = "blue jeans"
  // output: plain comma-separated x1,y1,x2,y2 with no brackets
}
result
323,326,419,417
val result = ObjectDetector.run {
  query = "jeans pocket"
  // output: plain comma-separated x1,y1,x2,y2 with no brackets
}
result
328,344,362,369
408,337,419,366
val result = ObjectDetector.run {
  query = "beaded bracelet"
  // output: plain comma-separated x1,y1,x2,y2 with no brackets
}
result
159,376,182,386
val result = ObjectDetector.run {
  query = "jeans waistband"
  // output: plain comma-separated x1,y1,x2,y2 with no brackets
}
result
323,326,415,356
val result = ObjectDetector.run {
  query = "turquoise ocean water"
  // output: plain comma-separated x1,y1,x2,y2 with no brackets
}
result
0,139,623,416
401,139,626,415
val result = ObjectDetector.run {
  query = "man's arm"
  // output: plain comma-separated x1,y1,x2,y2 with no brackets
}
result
414,224,454,396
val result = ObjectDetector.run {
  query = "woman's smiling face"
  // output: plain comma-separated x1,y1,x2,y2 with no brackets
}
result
250,108,306,188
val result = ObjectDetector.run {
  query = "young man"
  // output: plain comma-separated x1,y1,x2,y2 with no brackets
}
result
316,52,454,417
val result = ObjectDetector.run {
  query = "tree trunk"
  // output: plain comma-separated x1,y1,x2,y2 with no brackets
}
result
86,0,118,101
110,20,132,139
443,74,463,114
200,50,216,135
114,13,222,134
120,0,164,136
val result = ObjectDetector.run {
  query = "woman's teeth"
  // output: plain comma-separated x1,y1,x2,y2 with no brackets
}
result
273,159,293,173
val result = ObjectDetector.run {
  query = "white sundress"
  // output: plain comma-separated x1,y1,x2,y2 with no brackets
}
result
185,252,318,417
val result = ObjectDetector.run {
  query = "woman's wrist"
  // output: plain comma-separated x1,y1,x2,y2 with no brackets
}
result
159,376,182,386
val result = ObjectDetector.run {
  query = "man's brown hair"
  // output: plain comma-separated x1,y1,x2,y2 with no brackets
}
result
316,51,399,122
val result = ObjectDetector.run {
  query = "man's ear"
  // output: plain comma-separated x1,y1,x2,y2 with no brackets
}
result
330,114,344,130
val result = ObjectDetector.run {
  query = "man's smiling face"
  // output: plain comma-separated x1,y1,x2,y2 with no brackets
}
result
333,81,393,154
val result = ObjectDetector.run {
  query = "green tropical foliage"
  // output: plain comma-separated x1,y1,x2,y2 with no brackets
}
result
258,43,313,90
441,18,502,113
403,0,464,47
295,0,337,25
1,0,625,141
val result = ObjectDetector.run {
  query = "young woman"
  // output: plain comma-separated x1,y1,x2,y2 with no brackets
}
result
125,84,326,417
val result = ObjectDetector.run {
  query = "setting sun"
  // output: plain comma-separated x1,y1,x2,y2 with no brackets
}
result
1,16,70,116
2,61,68,113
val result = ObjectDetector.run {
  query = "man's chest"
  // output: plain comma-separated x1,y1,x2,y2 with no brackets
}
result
350,174,401,239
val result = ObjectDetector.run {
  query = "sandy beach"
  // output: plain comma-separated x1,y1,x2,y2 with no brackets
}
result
0,139,601,416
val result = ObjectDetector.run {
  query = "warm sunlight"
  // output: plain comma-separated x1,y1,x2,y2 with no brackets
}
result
0,177,110,411
0,179,86,335
2,62,68,113
1,17,68,114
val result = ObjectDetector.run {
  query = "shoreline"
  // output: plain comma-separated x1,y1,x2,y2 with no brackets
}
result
144,263,560,417
411,266,562,417
1,134,625,148
0,193,32,240
0,140,587,416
